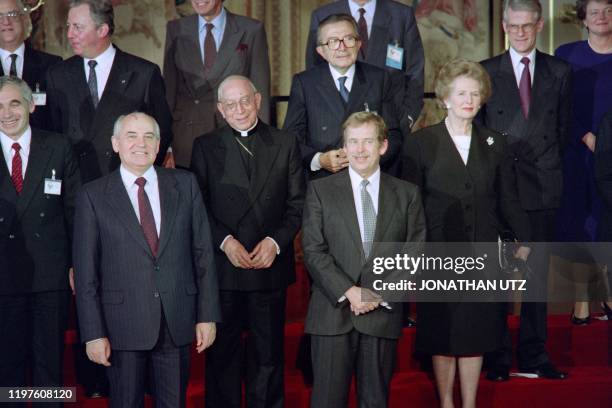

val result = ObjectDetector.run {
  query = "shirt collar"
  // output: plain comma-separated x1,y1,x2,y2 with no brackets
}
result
1,125,32,157
328,63,356,84
348,165,380,190
348,0,376,16
509,46,536,70
84,43,116,67
199,6,227,34
0,42,25,61
231,118,259,137
119,164,158,189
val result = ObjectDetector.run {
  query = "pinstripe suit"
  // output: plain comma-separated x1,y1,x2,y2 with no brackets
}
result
73,166,221,406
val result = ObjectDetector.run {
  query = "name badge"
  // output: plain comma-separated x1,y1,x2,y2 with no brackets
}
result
44,169,61,195
386,44,403,70
33,92,47,106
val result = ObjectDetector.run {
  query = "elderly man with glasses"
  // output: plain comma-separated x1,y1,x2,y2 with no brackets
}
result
284,13,403,179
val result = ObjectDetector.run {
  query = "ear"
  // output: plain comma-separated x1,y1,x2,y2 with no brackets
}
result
97,23,110,39
378,139,389,156
111,136,119,153
29,101,35,114
535,18,544,33
316,45,325,60
217,102,226,119
254,92,262,112
502,20,509,34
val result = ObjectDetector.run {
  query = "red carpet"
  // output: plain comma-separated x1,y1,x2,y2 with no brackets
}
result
62,314,612,407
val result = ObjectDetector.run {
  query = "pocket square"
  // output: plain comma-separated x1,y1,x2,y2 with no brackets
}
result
237,43,248,52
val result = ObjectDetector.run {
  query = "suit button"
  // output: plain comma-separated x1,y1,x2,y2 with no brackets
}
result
9,234,15,239
497,109,503,114
194,99,200,104
34,233,41,238
465,183,472,189
0,217,4,222
40,212,45,218
514,156,519,162
105,151,111,157
154,266,160,271
154,292,160,298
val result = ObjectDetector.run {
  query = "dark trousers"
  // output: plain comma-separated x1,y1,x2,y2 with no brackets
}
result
205,289,286,408
0,291,70,408
310,331,397,408
107,315,190,408
488,209,555,369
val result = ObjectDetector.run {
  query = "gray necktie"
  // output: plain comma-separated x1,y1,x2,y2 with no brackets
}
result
338,76,349,103
9,54,17,77
361,179,376,258
88,60,99,108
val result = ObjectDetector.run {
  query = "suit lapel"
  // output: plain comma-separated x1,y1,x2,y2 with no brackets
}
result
208,11,243,81
331,171,365,259
16,131,52,218
68,56,96,139
248,124,280,201
0,141,17,202
372,173,397,250
156,168,179,259
181,15,208,91
437,121,471,176
105,170,153,258
466,125,488,178
496,52,523,117
96,48,133,111
527,51,553,134
315,64,348,120
346,63,372,114
367,0,392,65
22,45,37,88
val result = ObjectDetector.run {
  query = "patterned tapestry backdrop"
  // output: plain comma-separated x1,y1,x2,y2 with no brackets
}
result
34,0,583,127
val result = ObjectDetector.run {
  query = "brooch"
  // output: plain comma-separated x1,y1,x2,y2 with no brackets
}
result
486,137,494,146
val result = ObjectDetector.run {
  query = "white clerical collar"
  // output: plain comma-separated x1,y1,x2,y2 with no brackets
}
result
231,118,259,137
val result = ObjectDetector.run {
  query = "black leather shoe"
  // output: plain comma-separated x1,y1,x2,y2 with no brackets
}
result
486,366,509,381
571,313,591,326
85,383,109,399
602,303,612,320
524,363,568,380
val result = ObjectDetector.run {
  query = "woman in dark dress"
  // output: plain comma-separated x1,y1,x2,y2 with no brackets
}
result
554,0,612,322
402,59,530,408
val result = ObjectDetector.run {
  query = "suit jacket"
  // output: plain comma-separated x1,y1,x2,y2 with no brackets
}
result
477,50,572,211
45,47,173,183
402,122,530,243
191,123,305,291
283,61,402,178
302,170,426,339
73,167,221,350
305,0,424,131
0,44,62,131
0,129,80,295
595,110,612,241
164,10,271,167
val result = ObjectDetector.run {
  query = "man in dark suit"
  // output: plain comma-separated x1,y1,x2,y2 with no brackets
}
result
302,111,425,407
164,0,271,168
0,77,80,404
191,75,304,408
46,0,173,184
73,112,220,408
305,0,425,135
477,0,571,381
284,13,402,179
0,0,61,130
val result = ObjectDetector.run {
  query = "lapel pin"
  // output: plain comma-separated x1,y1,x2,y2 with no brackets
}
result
364,103,370,112
486,137,494,146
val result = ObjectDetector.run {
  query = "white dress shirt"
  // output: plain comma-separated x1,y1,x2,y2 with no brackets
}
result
509,47,536,87
348,0,376,37
0,43,25,78
310,64,357,171
119,165,161,236
198,7,227,64
83,44,116,99
1,126,32,177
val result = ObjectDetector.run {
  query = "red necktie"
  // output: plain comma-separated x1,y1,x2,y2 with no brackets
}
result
135,177,159,257
11,143,23,194
203,23,216,76
518,57,531,119
357,8,368,58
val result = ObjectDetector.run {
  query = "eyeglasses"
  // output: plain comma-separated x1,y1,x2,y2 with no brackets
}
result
319,35,359,50
587,7,612,18
0,10,23,20
506,23,537,34
220,96,254,113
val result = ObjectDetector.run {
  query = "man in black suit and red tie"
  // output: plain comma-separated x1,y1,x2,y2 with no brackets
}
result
478,0,571,381
73,112,221,408
0,0,61,130
45,0,174,396
0,76,80,405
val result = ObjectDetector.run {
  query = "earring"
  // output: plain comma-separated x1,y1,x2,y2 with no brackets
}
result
446,103,451,109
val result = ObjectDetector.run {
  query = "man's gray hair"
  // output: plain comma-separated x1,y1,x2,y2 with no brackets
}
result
217,75,258,102
69,0,115,35
503,0,543,21
0,76,33,105
112,112,160,140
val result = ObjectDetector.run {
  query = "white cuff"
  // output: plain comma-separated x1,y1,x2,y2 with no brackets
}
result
220,235,233,252
265,236,281,255
310,153,323,171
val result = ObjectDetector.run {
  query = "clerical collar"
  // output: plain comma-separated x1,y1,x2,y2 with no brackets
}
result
231,119,259,137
